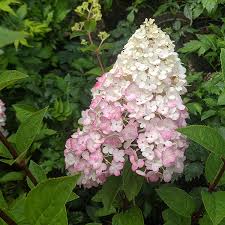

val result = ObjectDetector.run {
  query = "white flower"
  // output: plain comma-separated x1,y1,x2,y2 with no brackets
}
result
113,149,125,162
145,131,159,143
65,153,77,168
102,146,114,154
141,145,155,160
111,119,123,132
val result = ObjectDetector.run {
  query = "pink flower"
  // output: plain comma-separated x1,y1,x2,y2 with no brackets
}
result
104,135,122,148
146,171,160,182
121,120,138,141
90,96,102,109
93,73,107,89
113,149,125,163
160,130,174,140
129,153,145,171
109,161,124,176
162,149,176,167
99,117,112,134
125,84,140,101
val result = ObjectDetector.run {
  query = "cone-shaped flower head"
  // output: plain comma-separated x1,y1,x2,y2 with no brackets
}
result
64,19,188,188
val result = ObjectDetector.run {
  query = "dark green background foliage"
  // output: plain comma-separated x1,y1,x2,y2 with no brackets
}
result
1,0,225,224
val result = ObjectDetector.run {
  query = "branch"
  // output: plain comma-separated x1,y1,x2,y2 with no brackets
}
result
0,131,38,186
192,157,225,224
87,32,105,74
208,158,225,192
0,132,17,159
0,209,18,225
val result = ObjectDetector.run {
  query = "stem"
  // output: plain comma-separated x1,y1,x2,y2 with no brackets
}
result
87,32,105,74
0,131,38,186
192,157,225,224
208,158,225,192
0,209,18,225
0,132,17,158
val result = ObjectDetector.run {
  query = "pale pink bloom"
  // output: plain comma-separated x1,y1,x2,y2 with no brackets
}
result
125,83,141,101
104,135,122,148
121,120,138,141
93,73,107,89
64,19,188,188
113,149,125,163
90,96,102,109
109,161,124,176
146,171,160,182
162,149,176,167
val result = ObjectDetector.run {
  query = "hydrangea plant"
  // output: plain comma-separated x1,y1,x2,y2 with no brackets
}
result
64,19,189,188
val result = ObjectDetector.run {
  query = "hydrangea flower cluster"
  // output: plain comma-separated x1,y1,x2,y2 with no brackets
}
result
65,19,189,188
0,99,6,134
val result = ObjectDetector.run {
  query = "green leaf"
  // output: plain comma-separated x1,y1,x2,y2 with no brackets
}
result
67,192,79,202
202,191,225,225
201,0,218,13
85,67,102,76
197,34,217,52
99,43,113,51
0,191,7,209
217,127,225,139
84,20,96,32
0,142,12,158
218,92,225,105
0,172,24,183
186,102,202,115
48,207,68,225
184,162,204,181
185,141,208,162
178,125,225,157
13,104,37,122
0,0,20,16
122,163,144,201
189,187,207,211
80,44,98,53
127,10,135,23
27,160,47,189
156,187,196,217
70,31,86,38
95,206,116,217
192,4,204,19
92,176,122,211
183,5,192,23
201,110,216,121
200,214,225,225
200,214,214,225
0,27,26,48
16,4,27,19
103,0,112,10
112,206,144,225
220,49,225,80
205,153,225,186
0,70,28,91
86,223,102,225
162,209,191,225
179,40,202,53
9,194,28,224
25,175,79,225
54,1,70,23
15,107,48,154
